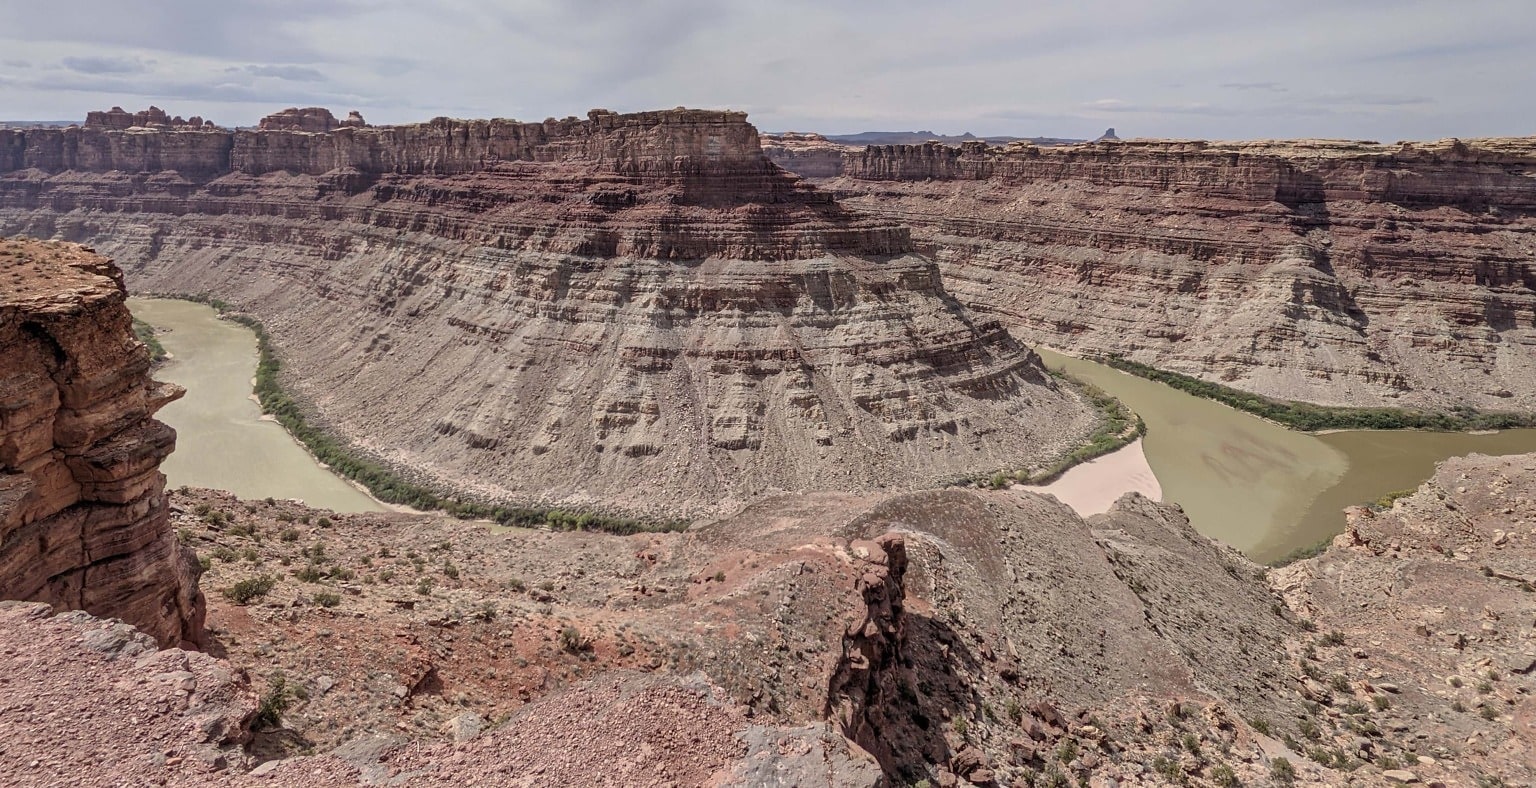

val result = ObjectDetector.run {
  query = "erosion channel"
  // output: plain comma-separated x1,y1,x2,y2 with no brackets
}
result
1038,349,1536,562
128,297,384,513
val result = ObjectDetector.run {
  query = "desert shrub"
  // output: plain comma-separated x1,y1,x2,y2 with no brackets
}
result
1210,763,1238,787
1270,757,1296,784
224,575,276,605
312,590,341,608
293,565,324,583
280,528,300,542
560,626,588,653
255,673,293,729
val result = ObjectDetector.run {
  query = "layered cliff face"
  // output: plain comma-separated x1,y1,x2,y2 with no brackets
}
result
0,238,203,647
780,137,1536,410
0,108,1095,517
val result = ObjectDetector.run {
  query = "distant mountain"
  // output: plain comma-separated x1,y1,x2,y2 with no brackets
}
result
816,130,1087,146
0,120,74,129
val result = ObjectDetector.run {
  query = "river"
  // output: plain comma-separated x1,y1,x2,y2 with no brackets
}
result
123,296,1536,555
128,298,385,513
1037,349,1536,563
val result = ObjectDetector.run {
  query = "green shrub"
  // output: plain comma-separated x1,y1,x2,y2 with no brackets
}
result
1270,757,1296,784
223,575,277,604
132,317,167,361
312,590,341,608
280,528,300,542
560,626,588,653
1210,763,1238,787
255,673,292,729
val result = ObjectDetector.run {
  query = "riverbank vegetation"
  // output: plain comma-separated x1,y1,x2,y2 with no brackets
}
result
132,317,167,362
174,294,686,535
1101,356,1536,433
984,371,1146,489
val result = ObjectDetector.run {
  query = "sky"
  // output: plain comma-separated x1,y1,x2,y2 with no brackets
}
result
1,0,1531,141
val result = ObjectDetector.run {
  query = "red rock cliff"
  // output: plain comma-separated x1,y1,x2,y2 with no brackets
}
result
0,238,204,648
0,108,1095,519
811,137,1536,410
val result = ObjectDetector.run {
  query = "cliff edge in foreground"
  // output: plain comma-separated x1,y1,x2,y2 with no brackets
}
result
0,238,203,647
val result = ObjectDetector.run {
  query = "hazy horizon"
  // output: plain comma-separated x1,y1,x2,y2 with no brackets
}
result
2,0,1532,142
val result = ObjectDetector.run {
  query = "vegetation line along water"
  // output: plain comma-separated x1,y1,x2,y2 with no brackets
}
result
132,317,167,362
1101,355,1536,432
1034,348,1536,564
162,294,686,535
983,370,1145,489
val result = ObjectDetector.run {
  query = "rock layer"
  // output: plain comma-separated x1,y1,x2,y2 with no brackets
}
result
0,238,203,647
0,108,1095,517
782,137,1536,410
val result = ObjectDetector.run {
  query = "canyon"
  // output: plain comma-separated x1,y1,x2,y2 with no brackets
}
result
1,112,1535,785
0,108,1097,520
764,133,1536,411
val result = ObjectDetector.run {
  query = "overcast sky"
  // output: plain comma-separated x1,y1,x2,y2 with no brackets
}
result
1,0,1530,140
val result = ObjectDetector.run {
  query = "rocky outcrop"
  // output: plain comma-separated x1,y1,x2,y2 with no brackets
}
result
176,479,1309,786
762,132,852,178
1271,452,1536,786
0,602,254,786
803,137,1536,410
84,106,214,131
257,107,366,132
0,108,1096,518
0,238,203,647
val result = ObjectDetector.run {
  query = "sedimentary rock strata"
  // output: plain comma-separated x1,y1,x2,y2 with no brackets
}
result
0,238,203,647
775,136,1536,410
0,108,1095,517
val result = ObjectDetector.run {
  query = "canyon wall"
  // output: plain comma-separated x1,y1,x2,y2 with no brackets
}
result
0,238,203,647
0,109,1095,518
775,137,1536,410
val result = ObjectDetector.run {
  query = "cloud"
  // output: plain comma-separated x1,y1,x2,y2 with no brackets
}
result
244,64,326,82
1221,82,1288,93
0,0,1530,140
1311,93,1434,107
61,55,149,74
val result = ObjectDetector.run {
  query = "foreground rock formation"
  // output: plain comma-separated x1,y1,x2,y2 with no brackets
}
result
774,136,1536,411
0,108,1096,518
0,238,203,646
16,455,1536,785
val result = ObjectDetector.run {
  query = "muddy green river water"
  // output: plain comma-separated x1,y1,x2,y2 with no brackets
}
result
1037,349,1536,562
123,296,1536,557
128,298,385,513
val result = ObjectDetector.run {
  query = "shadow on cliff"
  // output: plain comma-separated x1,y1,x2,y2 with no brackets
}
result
841,611,988,785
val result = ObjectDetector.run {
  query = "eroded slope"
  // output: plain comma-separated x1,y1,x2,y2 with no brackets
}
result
792,137,1536,410
0,109,1095,517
